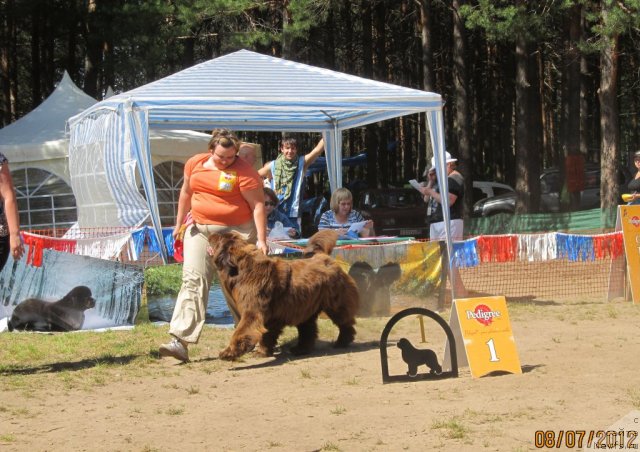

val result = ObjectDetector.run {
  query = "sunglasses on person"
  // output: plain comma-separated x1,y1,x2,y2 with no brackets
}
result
264,201,277,207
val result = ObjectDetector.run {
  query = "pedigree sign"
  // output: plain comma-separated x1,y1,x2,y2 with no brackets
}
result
619,205,640,304
445,296,522,378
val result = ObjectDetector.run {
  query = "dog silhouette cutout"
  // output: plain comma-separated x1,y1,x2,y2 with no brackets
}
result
397,337,442,377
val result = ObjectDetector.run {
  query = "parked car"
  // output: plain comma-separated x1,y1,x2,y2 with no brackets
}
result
472,165,609,217
472,181,515,203
355,188,429,238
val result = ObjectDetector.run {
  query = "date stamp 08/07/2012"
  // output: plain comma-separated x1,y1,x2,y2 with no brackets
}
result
534,430,639,449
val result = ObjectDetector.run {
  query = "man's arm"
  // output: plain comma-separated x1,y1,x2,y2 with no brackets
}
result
303,138,325,170
258,160,272,179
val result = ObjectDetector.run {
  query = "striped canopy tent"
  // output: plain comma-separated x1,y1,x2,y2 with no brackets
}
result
68,49,451,263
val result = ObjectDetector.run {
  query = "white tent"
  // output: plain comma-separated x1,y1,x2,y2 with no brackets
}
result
69,49,452,263
0,71,211,229
0,71,212,185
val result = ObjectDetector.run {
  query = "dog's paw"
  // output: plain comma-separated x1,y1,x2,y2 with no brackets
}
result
218,347,239,361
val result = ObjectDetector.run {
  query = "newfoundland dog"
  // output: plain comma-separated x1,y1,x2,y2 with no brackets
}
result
209,230,359,360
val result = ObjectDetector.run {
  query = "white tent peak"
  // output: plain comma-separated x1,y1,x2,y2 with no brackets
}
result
0,71,96,149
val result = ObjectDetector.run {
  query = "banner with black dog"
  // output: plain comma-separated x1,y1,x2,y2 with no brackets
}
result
0,249,144,332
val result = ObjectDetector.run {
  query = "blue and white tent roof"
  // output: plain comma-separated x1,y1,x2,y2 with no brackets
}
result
68,49,450,264
71,49,442,132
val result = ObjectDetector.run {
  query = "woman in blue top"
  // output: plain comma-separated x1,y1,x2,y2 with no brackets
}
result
264,187,300,239
318,188,374,238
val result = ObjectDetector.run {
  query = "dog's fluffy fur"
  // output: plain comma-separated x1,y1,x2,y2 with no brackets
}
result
209,229,359,360
8,286,95,332
397,337,442,376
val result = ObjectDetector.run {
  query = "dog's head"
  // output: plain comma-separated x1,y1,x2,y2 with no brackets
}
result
208,232,257,276
397,337,410,350
64,286,96,310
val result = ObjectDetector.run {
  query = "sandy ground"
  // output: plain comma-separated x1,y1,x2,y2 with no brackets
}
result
2,294,640,452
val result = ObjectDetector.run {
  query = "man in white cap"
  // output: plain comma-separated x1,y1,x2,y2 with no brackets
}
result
418,151,464,240
417,151,467,301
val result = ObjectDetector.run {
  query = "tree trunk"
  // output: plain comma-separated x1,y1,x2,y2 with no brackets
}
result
414,0,434,187
565,4,582,210
30,5,42,109
1,0,17,124
362,0,377,188
514,30,532,213
83,0,101,97
452,0,472,219
598,11,620,211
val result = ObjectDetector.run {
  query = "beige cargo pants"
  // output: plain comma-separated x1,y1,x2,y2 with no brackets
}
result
168,220,256,343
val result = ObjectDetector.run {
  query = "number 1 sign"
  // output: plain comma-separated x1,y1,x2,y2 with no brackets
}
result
443,295,522,378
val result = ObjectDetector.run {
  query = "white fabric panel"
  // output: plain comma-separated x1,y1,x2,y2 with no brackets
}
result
68,110,123,227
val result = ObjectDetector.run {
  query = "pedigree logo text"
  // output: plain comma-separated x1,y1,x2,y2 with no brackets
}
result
465,304,501,326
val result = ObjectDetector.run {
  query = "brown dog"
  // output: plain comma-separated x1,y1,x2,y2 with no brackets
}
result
209,229,359,360
8,286,96,332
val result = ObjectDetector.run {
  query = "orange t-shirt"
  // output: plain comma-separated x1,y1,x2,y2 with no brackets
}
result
186,153,262,226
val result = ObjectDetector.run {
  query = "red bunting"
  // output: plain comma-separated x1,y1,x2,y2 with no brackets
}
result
476,235,518,263
21,232,77,267
592,232,623,260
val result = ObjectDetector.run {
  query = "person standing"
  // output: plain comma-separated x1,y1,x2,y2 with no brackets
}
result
627,150,640,204
318,188,374,238
259,137,325,225
0,152,24,270
418,152,464,241
417,151,467,301
160,129,267,362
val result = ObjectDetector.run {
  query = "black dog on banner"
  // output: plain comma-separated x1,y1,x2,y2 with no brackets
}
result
8,286,96,332
397,337,442,377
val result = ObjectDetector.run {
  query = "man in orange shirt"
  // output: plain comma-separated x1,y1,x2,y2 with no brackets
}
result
159,129,266,362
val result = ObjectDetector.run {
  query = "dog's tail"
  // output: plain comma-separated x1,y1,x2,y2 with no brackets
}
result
302,229,340,257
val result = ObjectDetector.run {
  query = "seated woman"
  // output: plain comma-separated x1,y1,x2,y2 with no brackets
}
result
318,187,374,238
264,187,300,239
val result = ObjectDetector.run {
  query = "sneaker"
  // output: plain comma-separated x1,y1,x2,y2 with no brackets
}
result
159,338,189,362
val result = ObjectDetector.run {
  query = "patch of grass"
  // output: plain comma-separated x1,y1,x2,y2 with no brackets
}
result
186,385,200,395
300,369,312,379
345,376,359,385
432,416,468,439
266,440,283,448
330,405,346,415
321,443,341,451
166,407,185,416
0,434,17,443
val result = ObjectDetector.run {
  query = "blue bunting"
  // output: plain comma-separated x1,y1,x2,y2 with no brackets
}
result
556,233,595,262
131,228,147,258
452,238,479,268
